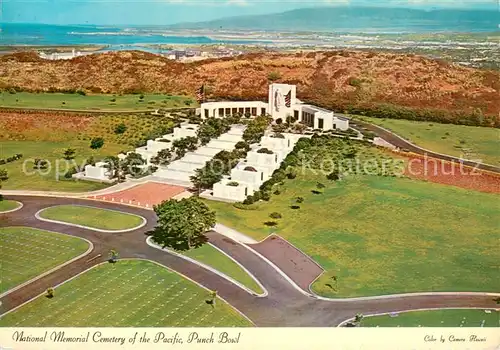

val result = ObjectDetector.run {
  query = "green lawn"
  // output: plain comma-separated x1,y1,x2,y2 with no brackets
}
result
39,205,145,231
0,200,21,213
204,175,500,298
356,116,500,166
361,309,500,327
0,141,124,192
0,227,90,294
180,244,264,295
0,92,196,111
0,260,252,327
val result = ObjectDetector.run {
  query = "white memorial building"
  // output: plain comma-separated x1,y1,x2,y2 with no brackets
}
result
200,83,349,131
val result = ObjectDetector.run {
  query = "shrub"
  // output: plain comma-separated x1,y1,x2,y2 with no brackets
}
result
110,98,116,102
227,181,239,187
295,197,304,203
269,212,282,219
290,205,300,210
114,123,127,134
139,94,145,100
264,221,278,227
261,192,271,201
76,90,86,96
90,137,105,149
268,71,281,81
286,169,297,179
235,141,250,152
273,190,281,195
233,202,257,210
257,148,274,154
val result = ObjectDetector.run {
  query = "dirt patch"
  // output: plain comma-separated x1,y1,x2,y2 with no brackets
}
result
404,154,500,194
89,182,186,208
249,235,324,292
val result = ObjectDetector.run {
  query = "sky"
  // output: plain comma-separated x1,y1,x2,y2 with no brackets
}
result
1,0,497,25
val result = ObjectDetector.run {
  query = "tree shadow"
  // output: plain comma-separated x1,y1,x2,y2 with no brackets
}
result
264,221,278,227
311,190,322,195
205,299,215,308
290,205,300,210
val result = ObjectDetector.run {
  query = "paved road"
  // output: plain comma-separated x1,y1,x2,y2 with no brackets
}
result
348,118,500,174
1,196,498,326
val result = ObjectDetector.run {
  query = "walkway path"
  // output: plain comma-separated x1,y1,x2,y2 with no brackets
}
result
1,195,498,326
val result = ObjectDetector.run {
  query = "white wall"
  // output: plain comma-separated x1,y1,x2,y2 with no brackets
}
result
84,164,109,180
246,150,282,169
200,101,268,119
333,117,349,131
268,83,297,121
147,140,172,154
213,181,250,202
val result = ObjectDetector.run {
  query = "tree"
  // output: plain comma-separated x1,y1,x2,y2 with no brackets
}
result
0,169,8,181
151,197,216,251
151,148,172,167
235,141,250,152
114,123,127,134
190,167,223,193
103,156,126,181
327,168,340,181
63,148,75,160
268,71,281,81
90,137,105,150
123,152,146,178
354,313,364,326
33,159,48,170
269,212,282,219
46,288,54,298
109,249,118,263
197,124,217,145
173,137,198,158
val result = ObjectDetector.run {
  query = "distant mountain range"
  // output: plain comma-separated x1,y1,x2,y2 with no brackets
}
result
168,6,498,33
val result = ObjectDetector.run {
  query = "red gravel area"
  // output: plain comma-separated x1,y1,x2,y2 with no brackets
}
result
249,235,324,292
89,182,186,208
404,154,500,194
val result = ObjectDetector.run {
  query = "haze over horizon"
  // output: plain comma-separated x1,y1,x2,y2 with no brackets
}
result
2,0,497,26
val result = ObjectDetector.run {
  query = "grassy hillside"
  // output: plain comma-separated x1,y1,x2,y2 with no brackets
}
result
205,175,500,298
357,116,500,166
0,91,195,111
1,50,498,126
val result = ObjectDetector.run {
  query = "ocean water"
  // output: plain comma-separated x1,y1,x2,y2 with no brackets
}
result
0,22,497,50
0,23,261,47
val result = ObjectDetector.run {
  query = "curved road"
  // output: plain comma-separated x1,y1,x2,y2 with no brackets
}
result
348,118,500,174
1,196,498,326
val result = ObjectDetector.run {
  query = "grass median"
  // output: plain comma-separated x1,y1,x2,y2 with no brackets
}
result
39,205,145,231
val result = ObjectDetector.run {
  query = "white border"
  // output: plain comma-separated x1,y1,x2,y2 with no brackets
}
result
35,204,147,233
146,237,268,297
0,258,256,326
0,226,93,298
0,200,24,214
